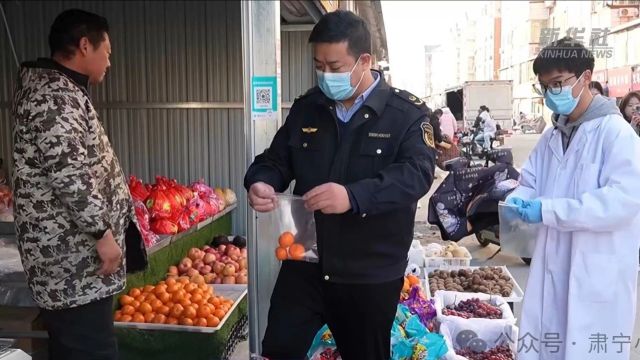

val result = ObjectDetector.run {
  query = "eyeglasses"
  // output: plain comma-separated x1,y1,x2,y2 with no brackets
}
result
532,75,577,96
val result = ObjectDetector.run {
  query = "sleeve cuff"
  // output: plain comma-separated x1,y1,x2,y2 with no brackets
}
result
346,187,360,214
541,199,557,228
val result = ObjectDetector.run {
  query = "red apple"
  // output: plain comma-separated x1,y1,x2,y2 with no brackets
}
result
213,277,222,284
168,266,178,276
203,273,215,284
222,264,236,277
213,262,225,275
188,248,201,261
193,259,204,270
222,276,236,284
201,265,212,275
203,253,216,265
238,258,248,271
217,245,227,253
240,248,247,257
202,245,211,251
187,268,200,277
236,274,248,284
178,259,192,274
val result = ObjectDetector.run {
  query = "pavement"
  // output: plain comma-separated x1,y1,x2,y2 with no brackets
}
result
233,133,640,359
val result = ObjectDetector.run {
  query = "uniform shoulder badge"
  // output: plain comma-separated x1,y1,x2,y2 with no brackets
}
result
392,88,426,108
420,122,435,148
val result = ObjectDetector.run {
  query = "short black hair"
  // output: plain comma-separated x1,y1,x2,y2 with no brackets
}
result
590,81,604,95
480,105,490,112
49,9,109,58
533,36,594,77
308,10,371,58
433,109,443,116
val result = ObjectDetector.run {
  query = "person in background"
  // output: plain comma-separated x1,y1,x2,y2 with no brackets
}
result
474,105,496,151
620,91,640,135
12,9,142,360
435,107,457,140
603,80,610,97
508,36,640,360
245,10,436,360
589,80,604,96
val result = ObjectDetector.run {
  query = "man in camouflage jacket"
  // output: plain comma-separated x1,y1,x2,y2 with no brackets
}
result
11,9,134,360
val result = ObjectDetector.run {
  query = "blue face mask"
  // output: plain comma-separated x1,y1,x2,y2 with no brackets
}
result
544,73,585,115
316,56,365,101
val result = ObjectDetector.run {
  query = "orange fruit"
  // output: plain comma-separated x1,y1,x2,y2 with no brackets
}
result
178,277,190,285
153,314,167,324
143,285,155,293
183,305,197,319
206,315,220,327
145,293,157,302
191,293,203,304
135,294,146,303
289,243,305,260
198,283,210,292
179,299,191,307
209,297,221,306
132,313,145,323
114,311,122,321
194,318,208,327
131,300,141,310
278,231,295,247
129,288,142,298
119,295,134,306
157,305,170,316
170,304,184,318
120,315,133,322
166,278,177,287
166,317,179,325
407,275,420,287
166,283,180,294
185,293,192,301
179,317,194,326
165,302,175,309
121,305,135,316
158,292,172,303
213,309,226,319
139,302,153,315
184,283,197,293
151,299,164,311
172,290,186,303
275,247,288,261
144,312,156,323
154,284,167,295
197,305,211,318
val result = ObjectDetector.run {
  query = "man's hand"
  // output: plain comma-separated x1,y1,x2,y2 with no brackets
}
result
96,230,122,276
303,183,351,214
248,182,277,212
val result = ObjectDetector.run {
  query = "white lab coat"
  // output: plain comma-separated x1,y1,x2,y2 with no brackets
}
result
480,111,497,136
509,114,640,360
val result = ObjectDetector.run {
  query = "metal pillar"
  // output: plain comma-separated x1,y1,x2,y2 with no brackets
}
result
241,0,282,355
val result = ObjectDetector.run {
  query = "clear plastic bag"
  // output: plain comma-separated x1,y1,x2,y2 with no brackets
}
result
498,202,539,258
272,194,318,263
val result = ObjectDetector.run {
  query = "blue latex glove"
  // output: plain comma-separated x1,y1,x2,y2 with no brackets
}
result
506,197,524,207
519,199,543,224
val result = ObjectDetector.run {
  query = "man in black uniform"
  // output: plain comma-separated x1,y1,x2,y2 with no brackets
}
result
245,10,436,360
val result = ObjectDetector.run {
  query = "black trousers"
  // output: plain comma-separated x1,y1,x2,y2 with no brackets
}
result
40,296,117,360
262,261,403,360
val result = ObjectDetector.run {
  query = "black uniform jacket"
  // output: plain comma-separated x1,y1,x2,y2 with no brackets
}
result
245,73,436,283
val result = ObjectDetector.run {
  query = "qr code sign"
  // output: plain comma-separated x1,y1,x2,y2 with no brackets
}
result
255,87,272,109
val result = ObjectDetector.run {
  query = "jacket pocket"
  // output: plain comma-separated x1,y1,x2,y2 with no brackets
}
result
574,163,600,198
357,140,395,174
573,251,616,302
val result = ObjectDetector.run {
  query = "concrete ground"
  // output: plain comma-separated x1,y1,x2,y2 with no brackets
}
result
232,133,640,359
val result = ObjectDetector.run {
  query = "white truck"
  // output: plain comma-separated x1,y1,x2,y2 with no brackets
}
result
443,80,513,131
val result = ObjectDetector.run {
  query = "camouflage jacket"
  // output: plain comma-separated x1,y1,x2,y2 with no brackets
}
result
12,60,133,310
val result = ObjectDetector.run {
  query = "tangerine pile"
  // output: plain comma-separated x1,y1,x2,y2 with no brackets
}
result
114,276,234,327
274,231,305,261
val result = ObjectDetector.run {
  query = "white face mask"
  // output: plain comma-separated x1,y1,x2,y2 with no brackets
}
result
316,55,365,101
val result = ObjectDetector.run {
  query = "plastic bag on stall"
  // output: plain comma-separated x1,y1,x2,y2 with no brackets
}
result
307,325,341,360
439,319,518,360
146,186,174,219
498,201,539,258
391,305,449,360
191,179,215,199
128,176,149,202
134,201,159,247
171,211,192,233
150,219,179,235
400,286,437,331
272,193,318,263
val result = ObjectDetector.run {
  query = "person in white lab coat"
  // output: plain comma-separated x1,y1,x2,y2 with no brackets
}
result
508,37,640,360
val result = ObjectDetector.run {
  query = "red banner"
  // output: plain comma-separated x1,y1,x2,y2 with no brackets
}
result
593,66,640,97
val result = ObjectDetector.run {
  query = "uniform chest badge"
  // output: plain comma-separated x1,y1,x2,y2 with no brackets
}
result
420,122,435,148
302,127,318,133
